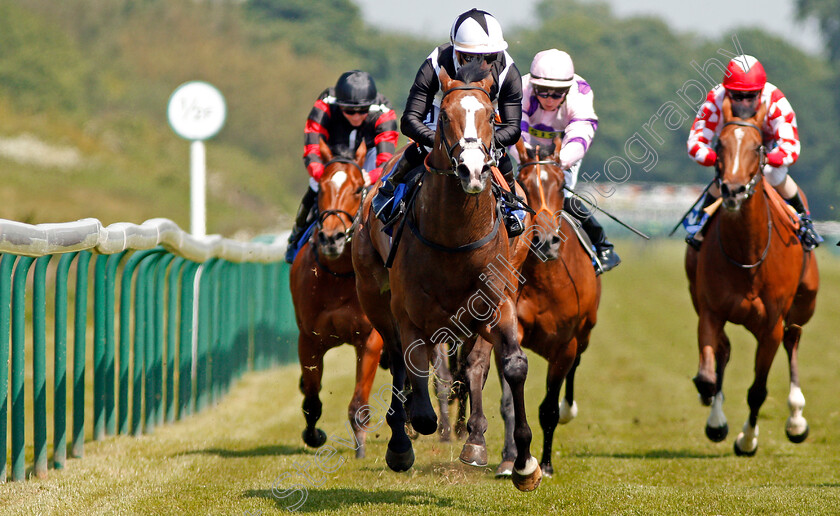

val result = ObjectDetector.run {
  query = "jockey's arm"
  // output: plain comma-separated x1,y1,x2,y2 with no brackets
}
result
687,89,722,167
303,96,331,180
400,60,438,149
494,63,523,149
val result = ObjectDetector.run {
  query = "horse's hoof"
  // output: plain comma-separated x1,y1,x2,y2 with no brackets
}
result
302,428,327,448
355,446,366,459
439,428,452,442
539,462,554,477
459,443,488,467
511,457,542,492
734,439,757,457
558,399,578,424
385,445,415,472
786,423,809,444
495,460,514,478
705,423,728,442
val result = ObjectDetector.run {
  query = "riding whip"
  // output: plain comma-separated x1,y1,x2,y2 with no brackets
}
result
562,185,651,240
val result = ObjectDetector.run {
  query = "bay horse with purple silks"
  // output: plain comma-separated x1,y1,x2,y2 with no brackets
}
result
289,140,384,459
685,98,819,455
353,62,542,491
492,138,601,477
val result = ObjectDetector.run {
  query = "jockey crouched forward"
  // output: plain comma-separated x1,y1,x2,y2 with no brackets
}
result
285,70,399,263
370,8,529,237
686,54,822,251
511,49,620,273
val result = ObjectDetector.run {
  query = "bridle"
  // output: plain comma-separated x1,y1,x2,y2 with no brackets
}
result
310,156,363,277
518,157,562,228
716,120,766,202
428,85,497,175
715,120,772,269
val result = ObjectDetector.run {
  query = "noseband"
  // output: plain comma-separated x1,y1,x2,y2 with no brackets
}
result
432,85,497,174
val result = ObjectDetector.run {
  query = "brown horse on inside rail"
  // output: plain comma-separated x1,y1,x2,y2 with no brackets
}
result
353,61,541,491
490,138,601,477
289,140,384,459
685,98,819,455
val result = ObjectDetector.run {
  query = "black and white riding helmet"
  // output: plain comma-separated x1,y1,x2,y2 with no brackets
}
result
449,9,508,54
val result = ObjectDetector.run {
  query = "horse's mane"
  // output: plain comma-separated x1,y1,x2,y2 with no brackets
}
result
455,60,491,85
326,144,357,162
523,142,558,161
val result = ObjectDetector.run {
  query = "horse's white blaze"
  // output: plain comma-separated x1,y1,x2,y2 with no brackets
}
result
729,128,745,178
736,420,759,453
457,95,487,192
786,384,808,436
558,398,578,424
706,391,727,429
541,170,549,182
330,170,348,188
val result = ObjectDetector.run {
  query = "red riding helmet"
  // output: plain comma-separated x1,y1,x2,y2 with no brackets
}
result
722,55,766,91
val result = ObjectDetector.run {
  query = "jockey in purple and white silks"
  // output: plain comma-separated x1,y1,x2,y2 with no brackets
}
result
513,49,620,273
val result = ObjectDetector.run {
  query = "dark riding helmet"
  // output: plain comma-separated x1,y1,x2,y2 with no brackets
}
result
334,70,377,107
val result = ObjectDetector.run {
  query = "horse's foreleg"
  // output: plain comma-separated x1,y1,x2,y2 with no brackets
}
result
401,327,438,436
432,343,453,442
459,338,492,467
453,348,469,440
384,337,414,472
782,324,809,444
348,331,384,459
704,331,731,442
298,337,327,448
493,349,516,477
735,323,783,456
694,311,724,404
487,301,540,492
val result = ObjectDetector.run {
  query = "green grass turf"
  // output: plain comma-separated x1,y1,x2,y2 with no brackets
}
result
2,239,840,514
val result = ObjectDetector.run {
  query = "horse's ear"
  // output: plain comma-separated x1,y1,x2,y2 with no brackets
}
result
721,95,734,122
752,98,768,126
514,137,528,162
319,138,333,162
552,136,563,161
354,140,367,168
439,67,453,92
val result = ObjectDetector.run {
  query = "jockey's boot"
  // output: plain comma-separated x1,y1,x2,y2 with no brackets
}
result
565,196,620,274
786,191,823,251
285,187,317,264
685,191,717,250
371,156,414,223
500,166,526,237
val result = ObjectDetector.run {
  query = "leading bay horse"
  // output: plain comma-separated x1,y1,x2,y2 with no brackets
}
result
685,98,819,455
289,140,384,459
353,61,542,491
493,139,600,477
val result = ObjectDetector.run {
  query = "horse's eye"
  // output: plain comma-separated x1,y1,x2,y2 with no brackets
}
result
439,112,448,123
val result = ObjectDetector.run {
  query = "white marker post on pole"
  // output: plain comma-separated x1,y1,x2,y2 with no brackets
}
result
167,81,226,238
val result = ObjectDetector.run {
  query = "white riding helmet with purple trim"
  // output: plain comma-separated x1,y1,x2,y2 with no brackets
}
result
529,49,575,88
449,8,508,53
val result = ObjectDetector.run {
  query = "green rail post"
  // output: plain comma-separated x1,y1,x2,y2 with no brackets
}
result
196,258,219,412
11,255,35,481
54,252,78,470
178,261,200,419
93,254,107,441
72,251,91,458
154,254,175,426
166,257,185,423
33,255,53,478
0,253,19,482
139,252,164,433
105,251,127,436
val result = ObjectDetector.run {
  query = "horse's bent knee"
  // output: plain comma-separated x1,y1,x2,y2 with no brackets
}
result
503,352,528,385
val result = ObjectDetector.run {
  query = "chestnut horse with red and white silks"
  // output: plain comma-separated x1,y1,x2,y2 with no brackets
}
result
489,139,600,478
289,140,384,459
353,62,542,491
685,98,818,455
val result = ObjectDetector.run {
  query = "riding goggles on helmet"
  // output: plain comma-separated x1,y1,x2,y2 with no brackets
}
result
341,106,370,115
534,87,570,100
729,90,760,102
459,52,499,65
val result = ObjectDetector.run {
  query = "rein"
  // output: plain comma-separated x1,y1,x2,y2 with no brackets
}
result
519,158,562,229
716,197,772,269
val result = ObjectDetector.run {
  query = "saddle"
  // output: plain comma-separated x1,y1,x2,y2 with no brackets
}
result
558,211,602,274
